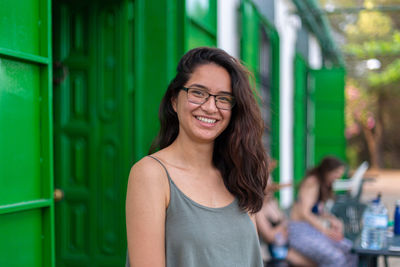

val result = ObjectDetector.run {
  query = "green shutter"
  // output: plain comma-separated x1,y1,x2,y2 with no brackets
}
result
293,53,308,185
0,0,54,266
308,67,346,165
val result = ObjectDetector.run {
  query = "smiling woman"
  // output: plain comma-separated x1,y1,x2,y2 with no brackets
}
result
126,47,269,267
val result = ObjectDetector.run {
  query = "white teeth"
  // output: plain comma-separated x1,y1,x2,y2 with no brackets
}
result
196,116,216,123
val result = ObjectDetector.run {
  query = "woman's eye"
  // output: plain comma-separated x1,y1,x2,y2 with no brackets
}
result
217,96,232,103
191,89,206,97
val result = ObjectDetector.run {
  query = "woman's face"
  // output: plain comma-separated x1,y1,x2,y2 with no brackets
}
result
172,63,232,144
325,166,345,185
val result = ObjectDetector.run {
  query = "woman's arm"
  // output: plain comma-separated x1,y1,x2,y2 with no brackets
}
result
296,177,328,233
296,177,343,241
126,158,169,267
255,207,287,243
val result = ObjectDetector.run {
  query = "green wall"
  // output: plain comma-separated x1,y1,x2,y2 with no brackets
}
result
185,0,217,50
240,0,280,182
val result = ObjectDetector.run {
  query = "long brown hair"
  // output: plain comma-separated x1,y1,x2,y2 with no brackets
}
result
150,47,268,213
305,156,345,202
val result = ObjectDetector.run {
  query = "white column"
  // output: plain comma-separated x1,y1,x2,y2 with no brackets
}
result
275,0,301,208
217,0,240,58
308,34,323,69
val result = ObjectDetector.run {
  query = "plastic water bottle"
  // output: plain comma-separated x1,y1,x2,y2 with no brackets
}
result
394,200,400,235
361,195,388,249
270,232,288,259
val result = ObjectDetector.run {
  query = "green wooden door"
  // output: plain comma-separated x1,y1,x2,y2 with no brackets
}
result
53,0,134,266
0,0,54,266
308,67,346,165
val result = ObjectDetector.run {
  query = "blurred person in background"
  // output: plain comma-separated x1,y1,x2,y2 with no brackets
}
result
256,160,315,267
288,156,358,267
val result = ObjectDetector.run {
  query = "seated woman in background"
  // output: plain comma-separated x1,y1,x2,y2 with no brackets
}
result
256,173,315,267
289,156,358,267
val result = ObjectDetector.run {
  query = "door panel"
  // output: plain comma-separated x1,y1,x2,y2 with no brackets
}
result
0,59,41,205
0,0,54,266
0,0,40,54
53,0,133,266
308,67,346,165
0,210,43,266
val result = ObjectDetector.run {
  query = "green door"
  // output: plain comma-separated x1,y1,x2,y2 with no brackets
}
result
53,0,134,265
308,67,346,165
0,0,54,266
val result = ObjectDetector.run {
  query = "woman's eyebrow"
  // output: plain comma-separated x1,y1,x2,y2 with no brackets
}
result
189,83,232,95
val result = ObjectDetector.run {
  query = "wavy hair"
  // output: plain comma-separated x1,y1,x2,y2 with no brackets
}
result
305,156,345,202
150,47,268,213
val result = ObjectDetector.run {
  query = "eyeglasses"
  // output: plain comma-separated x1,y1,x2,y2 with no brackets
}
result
181,87,236,110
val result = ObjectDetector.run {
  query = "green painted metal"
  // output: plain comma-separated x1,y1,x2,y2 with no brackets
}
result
308,67,347,165
293,53,308,186
240,0,280,183
0,0,54,266
0,210,44,266
0,47,49,64
53,0,134,265
293,54,346,189
185,0,217,50
0,199,52,215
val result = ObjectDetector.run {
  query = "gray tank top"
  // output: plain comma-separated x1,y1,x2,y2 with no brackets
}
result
126,156,263,267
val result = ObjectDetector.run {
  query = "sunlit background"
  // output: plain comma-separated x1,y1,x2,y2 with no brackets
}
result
319,0,400,169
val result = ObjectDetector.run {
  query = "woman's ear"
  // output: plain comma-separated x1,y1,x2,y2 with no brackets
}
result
171,97,177,113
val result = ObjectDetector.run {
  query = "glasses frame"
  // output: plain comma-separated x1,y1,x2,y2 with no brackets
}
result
181,87,236,110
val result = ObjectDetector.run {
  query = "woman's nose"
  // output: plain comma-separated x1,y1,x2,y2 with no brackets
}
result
201,95,218,112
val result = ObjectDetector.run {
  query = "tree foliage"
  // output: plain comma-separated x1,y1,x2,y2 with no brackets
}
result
319,0,400,168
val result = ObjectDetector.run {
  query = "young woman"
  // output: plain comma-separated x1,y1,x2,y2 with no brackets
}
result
126,47,269,267
289,156,357,267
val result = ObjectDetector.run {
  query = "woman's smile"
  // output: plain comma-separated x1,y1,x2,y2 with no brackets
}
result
195,116,217,124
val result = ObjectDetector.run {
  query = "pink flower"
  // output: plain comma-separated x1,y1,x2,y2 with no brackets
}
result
346,86,360,100
367,116,375,129
346,124,360,139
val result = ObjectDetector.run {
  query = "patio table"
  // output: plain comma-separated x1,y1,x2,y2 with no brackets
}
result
352,235,400,267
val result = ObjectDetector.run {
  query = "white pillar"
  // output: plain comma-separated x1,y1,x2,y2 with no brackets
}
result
309,34,323,69
217,0,240,58
275,0,300,208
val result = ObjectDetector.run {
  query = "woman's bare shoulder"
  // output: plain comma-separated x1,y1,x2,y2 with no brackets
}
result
302,175,319,187
128,155,169,192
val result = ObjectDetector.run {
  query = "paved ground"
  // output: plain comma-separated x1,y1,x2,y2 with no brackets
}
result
360,169,400,267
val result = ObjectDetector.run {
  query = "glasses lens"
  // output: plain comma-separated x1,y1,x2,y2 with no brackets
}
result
215,96,234,110
186,88,234,109
187,88,207,104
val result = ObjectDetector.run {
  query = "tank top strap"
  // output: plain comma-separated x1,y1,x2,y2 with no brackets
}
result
147,155,172,183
